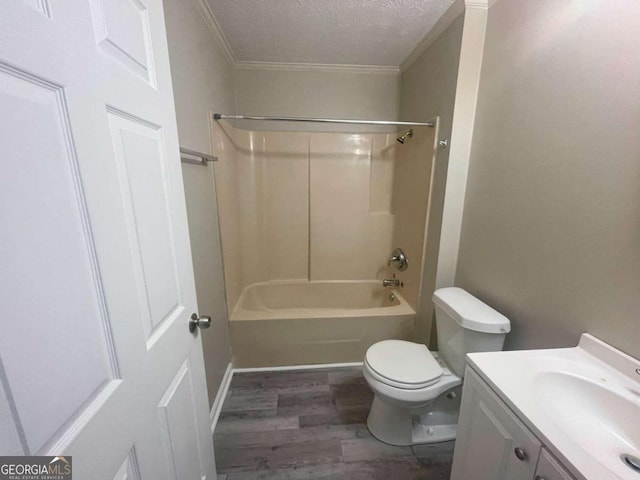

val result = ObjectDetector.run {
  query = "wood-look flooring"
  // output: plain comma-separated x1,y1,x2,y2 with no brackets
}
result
214,367,454,479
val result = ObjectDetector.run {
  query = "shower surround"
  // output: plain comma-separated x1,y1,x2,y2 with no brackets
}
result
212,121,436,366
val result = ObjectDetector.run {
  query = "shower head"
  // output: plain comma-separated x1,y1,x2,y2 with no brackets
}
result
396,129,413,144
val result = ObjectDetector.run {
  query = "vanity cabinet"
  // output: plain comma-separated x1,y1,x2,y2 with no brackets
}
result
534,449,575,480
451,369,576,480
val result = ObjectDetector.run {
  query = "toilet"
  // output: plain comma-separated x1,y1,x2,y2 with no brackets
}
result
363,287,511,446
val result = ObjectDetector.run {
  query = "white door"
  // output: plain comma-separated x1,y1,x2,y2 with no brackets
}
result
0,1,216,479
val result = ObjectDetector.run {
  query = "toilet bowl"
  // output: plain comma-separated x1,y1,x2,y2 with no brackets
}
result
363,287,510,446
363,342,462,445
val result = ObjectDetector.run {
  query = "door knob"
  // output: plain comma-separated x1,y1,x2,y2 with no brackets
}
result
189,313,211,333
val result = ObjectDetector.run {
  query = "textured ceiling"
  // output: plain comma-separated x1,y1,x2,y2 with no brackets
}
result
206,0,456,67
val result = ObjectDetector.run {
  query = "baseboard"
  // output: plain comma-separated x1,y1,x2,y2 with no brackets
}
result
233,361,363,373
209,362,234,435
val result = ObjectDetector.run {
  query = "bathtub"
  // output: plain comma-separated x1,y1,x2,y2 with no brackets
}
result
230,281,416,367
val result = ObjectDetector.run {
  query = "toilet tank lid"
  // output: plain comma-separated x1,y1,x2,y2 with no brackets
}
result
432,287,511,334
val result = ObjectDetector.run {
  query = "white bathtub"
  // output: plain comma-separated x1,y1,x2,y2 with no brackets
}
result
230,281,416,367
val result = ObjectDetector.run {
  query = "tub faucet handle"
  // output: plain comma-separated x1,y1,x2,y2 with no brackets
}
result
387,248,408,271
382,279,401,287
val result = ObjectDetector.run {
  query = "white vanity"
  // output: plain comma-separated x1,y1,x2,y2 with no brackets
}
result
450,334,640,480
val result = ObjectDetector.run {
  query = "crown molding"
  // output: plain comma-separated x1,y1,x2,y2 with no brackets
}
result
192,0,235,66
400,0,494,72
234,61,400,75
400,0,465,72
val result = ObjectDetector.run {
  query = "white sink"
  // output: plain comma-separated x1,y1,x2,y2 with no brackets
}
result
534,371,640,473
467,334,640,480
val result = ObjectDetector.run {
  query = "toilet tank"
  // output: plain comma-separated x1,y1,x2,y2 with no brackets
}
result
432,287,510,377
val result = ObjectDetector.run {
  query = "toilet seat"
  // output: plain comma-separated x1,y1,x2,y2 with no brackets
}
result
364,340,443,390
363,356,461,407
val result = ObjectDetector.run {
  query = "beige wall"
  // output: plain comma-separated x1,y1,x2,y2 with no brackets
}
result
233,67,400,133
456,0,640,358
400,12,465,342
164,0,234,408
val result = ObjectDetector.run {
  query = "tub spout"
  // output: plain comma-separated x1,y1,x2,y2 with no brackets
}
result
382,279,400,287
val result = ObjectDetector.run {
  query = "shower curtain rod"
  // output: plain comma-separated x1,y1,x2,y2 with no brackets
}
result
213,113,435,127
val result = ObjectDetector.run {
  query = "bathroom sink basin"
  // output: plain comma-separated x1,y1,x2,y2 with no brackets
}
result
534,371,640,469
466,334,640,480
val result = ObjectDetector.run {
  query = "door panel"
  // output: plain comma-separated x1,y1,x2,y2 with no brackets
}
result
107,110,184,342
535,449,576,480
0,65,118,455
451,369,541,480
0,0,215,478
462,400,512,478
158,358,206,480
0,381,24,456
113,449,142,480
89,0,156,84
19,0,50,17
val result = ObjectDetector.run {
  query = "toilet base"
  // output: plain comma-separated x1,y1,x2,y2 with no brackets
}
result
367,396,415,446
411,422,457,444
366,386,462,446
